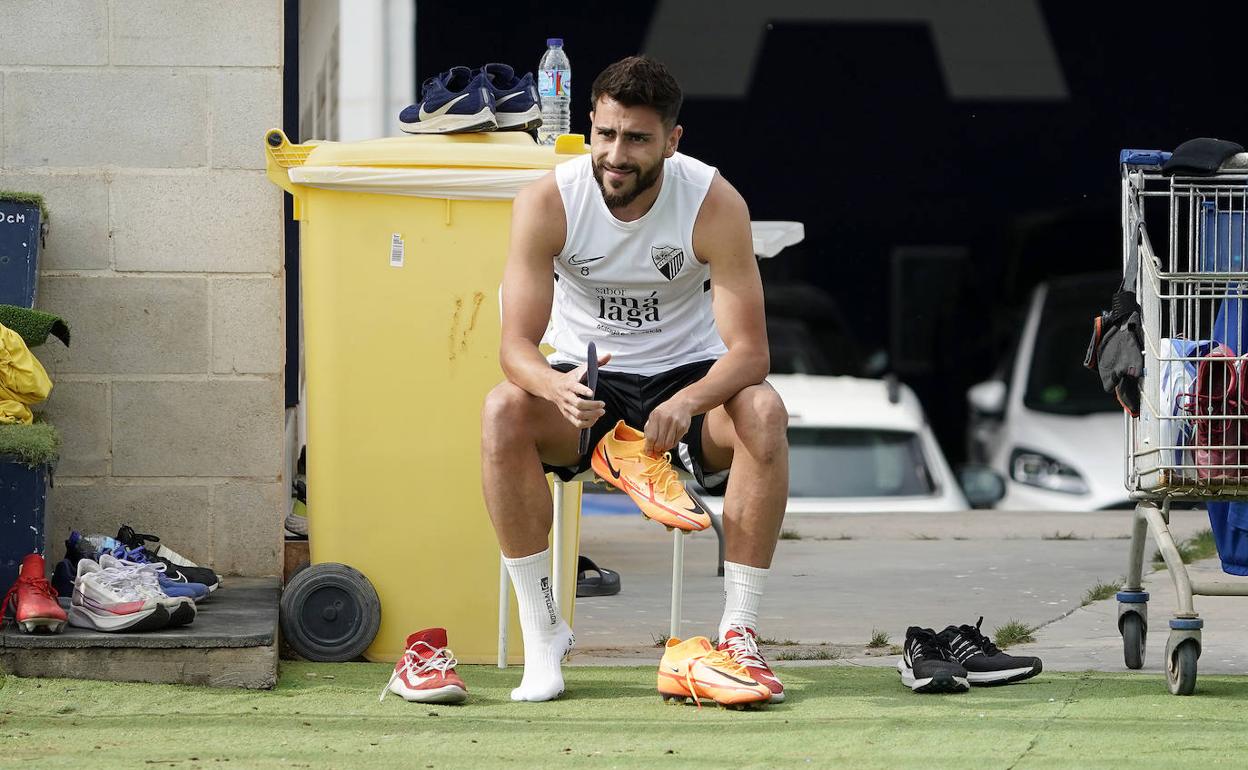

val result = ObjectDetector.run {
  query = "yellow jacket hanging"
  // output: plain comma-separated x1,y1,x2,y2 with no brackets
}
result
0,321,52,424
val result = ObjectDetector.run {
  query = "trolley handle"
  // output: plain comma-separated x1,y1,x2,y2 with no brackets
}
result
1120,149,1172,168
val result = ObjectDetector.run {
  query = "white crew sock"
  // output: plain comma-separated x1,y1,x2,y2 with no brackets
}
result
718,561,769,641
504,548,574,702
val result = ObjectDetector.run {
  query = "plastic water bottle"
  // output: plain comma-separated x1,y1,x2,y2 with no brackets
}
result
537,38,571,145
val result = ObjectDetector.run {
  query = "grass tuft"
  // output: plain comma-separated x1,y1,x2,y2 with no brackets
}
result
993,620,1036,649
651,634,670,648
1082,578,1124,606
1152,528,1217,566
867,629,890,648
911,533,940,541
1042,531,1083,541
775,647,841,661
779,529,803,541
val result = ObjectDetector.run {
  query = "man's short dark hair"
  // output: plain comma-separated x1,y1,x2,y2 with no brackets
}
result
590,56,682,128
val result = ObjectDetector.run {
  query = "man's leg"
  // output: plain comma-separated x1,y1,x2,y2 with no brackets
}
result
694,382,789,701
481,380,582,702
700,383,789,637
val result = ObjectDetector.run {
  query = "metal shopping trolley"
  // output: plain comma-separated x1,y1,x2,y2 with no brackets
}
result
1117,148,1248,694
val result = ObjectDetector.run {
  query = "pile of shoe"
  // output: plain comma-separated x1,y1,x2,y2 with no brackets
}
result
399,63,541,135
36,525,221,634
898,618,1043,694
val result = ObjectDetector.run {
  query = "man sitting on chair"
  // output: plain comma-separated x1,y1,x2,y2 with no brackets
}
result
481,56,789,705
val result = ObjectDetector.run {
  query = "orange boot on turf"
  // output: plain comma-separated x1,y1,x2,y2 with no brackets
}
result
591,421,711,532
657,636,772,709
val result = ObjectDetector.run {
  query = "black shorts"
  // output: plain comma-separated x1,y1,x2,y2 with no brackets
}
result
541,359,729,494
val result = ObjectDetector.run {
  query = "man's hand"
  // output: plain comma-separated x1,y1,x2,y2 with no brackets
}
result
549,352,611,429
644,396,693,456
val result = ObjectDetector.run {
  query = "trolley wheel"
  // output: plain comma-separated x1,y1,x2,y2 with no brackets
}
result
1121,612,1146,670
1167,640,1199,696
280,562,381,662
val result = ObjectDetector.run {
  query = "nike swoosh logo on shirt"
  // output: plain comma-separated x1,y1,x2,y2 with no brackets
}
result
567,254,606,266
418,92,472,121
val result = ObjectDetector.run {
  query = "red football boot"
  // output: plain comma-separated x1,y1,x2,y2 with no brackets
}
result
2,554,68,634
379,627,468,703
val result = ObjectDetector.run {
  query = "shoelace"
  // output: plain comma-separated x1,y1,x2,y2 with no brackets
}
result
721,626,767,669
108,544,153,564
958,617,1001,657
117,526,161,550
89,558,169,601
379,641,459,702
908,630,947,662
682,649,753,710
112,559,169,588
0,573,60,627
640,451,684,499
89,568,148,601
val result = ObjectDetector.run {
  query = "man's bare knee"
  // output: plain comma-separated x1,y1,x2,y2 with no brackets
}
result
482,382,537,449
728,386,788,461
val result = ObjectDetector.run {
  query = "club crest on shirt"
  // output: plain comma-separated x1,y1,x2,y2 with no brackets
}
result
651,245,685,281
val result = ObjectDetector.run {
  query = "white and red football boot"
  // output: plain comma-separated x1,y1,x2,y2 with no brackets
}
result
379,627,468,704
717,625,786,703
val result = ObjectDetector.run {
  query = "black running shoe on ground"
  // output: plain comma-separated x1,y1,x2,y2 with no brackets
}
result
939,617,1043,686
898,627,969,693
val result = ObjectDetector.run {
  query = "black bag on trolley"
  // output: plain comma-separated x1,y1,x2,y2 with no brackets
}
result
1084,225,1145,417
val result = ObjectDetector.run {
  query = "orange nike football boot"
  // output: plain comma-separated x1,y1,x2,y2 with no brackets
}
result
590,421,711,532
656,636,772,709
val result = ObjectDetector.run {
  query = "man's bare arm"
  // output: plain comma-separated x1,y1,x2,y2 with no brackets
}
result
500,174,608,428
643,174,769,452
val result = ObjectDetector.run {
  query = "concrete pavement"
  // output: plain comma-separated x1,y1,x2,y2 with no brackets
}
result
567,502,1248,683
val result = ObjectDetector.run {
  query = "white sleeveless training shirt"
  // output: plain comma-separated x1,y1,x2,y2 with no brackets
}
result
546,152,728,376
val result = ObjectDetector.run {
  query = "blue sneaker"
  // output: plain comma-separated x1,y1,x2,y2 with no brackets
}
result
400,67,496,134
157,575,210,601
479,63,542,131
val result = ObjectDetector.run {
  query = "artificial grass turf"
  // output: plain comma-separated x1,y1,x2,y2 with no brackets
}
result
0,421,60,465
4,663,1248,769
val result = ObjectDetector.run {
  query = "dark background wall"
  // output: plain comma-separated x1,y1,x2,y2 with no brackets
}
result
416,1,1248,461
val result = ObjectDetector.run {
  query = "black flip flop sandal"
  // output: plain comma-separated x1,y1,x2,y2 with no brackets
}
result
576,555,621,597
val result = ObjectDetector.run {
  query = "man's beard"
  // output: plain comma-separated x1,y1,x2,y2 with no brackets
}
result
593,158,663,210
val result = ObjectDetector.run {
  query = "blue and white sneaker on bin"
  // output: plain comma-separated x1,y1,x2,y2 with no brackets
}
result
400,67,496,134
479,63,542,131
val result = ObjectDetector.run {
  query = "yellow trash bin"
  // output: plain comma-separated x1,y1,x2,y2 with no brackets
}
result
265,129,585,664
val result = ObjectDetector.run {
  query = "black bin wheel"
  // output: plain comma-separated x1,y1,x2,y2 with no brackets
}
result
280,563,381,662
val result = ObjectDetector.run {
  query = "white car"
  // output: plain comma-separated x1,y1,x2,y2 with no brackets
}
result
967,272,1131,510
699,373,1001,514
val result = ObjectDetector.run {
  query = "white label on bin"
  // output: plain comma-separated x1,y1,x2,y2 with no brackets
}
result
390,233,404,267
